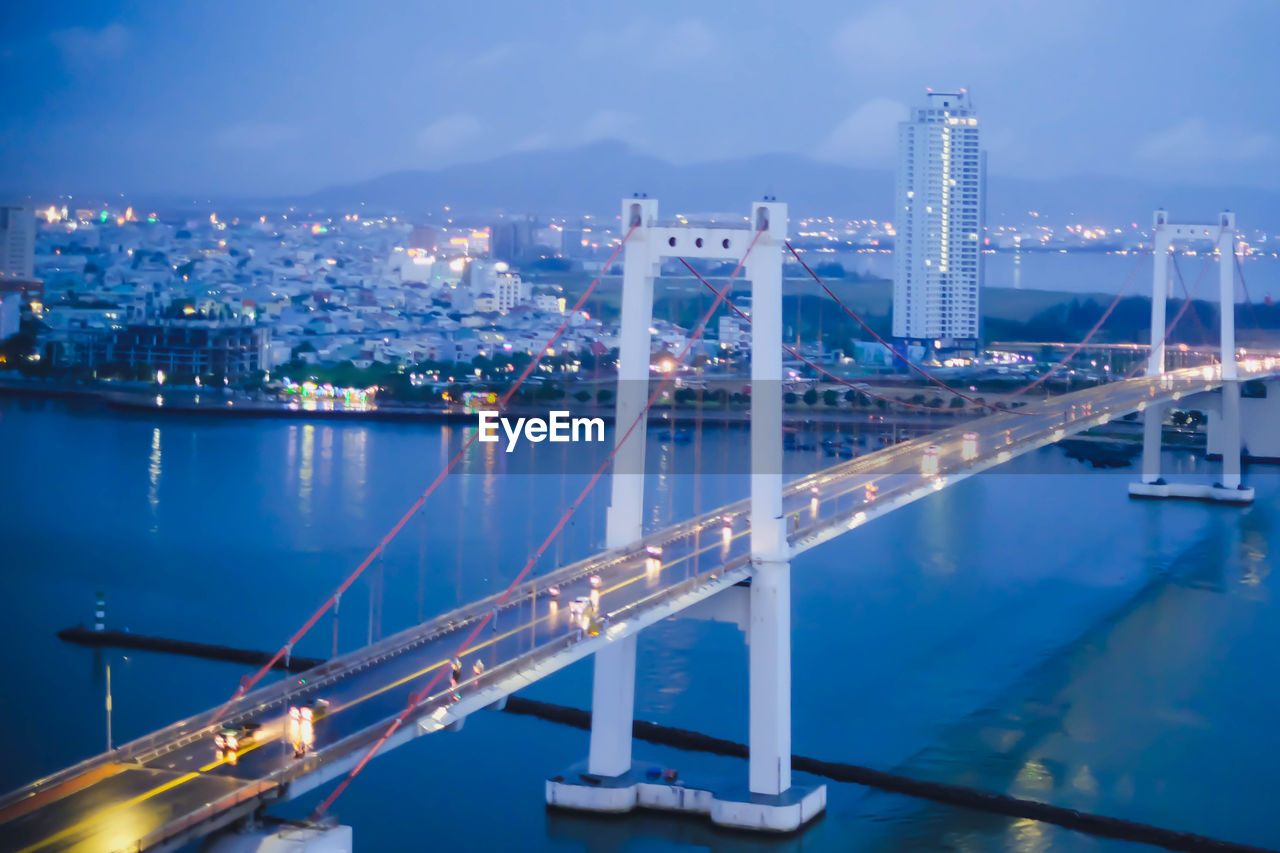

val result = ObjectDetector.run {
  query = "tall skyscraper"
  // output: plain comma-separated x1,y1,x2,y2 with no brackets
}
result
0,203,35,281
891,91,984,350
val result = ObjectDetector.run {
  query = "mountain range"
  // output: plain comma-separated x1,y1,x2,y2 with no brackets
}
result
292,141,1280,229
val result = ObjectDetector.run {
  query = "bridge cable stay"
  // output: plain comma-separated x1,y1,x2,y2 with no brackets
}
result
309,228,766,821
1233,253,1264,338
685,255,1140,420
787,242,1034,415
680,260,962,414
1123,252,1215,381
1169,254,1217,356
998,250,1148,402
777,244,1146,415
790,242,1159,412
211,225,639,721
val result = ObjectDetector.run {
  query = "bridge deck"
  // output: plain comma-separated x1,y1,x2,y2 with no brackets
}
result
1,363,1270,853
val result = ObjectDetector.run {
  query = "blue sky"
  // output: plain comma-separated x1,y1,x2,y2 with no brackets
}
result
2,0,1277,196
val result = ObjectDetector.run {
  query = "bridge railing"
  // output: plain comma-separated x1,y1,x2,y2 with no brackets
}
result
131,555,761,853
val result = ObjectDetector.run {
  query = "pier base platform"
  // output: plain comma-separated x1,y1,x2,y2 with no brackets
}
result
1128,481,1254,504
546,763,824,833
202,821,351,852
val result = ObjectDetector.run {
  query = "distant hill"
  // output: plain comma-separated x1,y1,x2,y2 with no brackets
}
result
293,140,1280,228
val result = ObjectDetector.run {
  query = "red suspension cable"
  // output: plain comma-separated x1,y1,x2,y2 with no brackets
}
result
685,254,1141,417
1234,253,1263,336
1125,251,1213,380
786,242,1013,413
1002,250,1147,401
1171,253,1215,351
310,228,765,820
680,259,973,413
212,226,638,721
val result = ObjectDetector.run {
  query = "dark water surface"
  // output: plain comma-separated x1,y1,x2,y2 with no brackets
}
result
1,397,1277,851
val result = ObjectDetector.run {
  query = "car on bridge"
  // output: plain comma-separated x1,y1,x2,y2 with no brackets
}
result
287,700,330,758
213,721,261,759
922,446,940,477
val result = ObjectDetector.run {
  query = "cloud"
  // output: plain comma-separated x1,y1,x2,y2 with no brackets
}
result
512,131,554,152
1136,117,1274,165
50,23,130,70
580,109,639,143
815,98,908,165
829,2,1082,73
469,43,518,69
214,122,297,152
656,19,718,66
581,18,718,68
417,114,483,158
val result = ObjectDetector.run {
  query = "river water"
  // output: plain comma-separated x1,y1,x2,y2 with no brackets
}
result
1,396,1277,851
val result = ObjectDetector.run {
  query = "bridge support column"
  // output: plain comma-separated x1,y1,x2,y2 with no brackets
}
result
588,633,637,777
1220,380,1243,490
748,558,791,794
547,197,657,814
709,199,825,832
1216,217,1246,493
1140,401,1166,486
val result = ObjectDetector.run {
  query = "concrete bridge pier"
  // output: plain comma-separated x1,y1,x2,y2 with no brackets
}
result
709,200,825,832
202,821,352,853
546,195,654,814
1208,377,1280,464
1219,379,1244,490
1138,399,1167,487
547,198,823,833
1129,209,1253,504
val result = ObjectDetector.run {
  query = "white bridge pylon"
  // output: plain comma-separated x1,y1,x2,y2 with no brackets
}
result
548,197,826,832
1131,208,1252,503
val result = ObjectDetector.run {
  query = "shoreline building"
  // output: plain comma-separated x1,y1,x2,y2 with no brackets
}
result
84,321,269,379
891,90,985,354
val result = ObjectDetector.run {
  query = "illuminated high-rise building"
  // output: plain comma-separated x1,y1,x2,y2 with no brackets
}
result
892,91,984,350
0,203,35,281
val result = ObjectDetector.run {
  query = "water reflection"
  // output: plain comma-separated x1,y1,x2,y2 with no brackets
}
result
147,427,161,532
319,425,334,490
1004,817,1048,853
341,428,368,517
299,423,314,522
1240,530,1270,589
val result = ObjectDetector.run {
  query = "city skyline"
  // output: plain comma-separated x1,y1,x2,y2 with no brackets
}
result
2,1,1279,197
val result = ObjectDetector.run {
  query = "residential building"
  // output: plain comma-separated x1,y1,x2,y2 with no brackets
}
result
0,203,36,280
0,282,21,340
892,90,984,350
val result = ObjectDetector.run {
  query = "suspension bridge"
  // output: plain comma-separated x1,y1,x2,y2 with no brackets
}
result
1,200,1275,852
